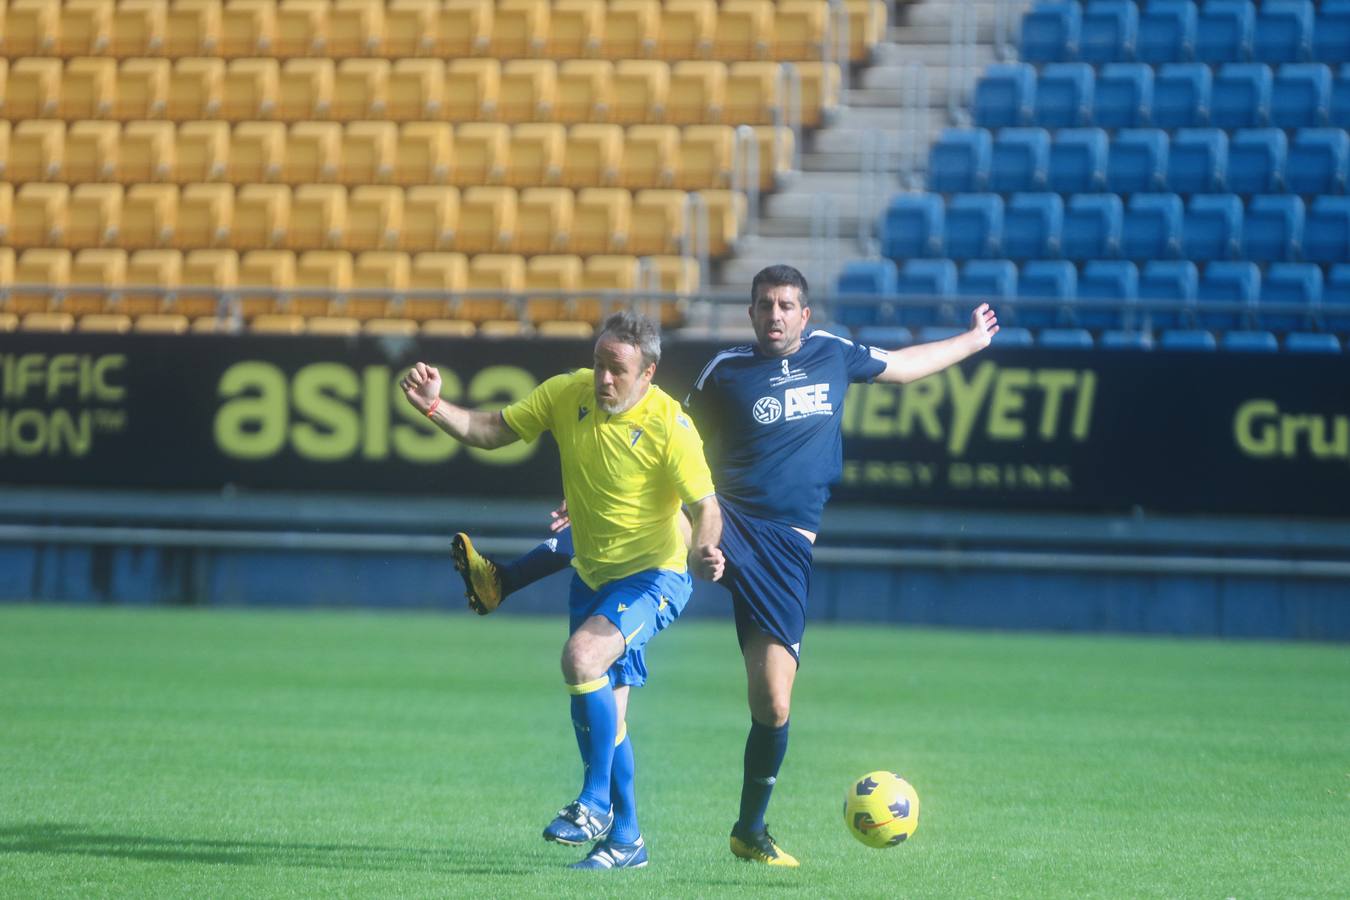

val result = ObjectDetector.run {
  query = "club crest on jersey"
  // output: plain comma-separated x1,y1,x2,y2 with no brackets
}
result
752,396,783,424
578,405,590,421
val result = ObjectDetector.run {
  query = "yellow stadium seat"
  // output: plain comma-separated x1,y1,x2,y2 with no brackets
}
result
726,61,781,126
698,188,747,256
220,0,276,59
524,253,583,322
796,61,841,128
506,123,565,187
112,0,169,58
134,314,191,333
450,123,508,187
306,316,361,336
556,60,612,124
612,60,669,125
548,0,604,60
0,185,10,249
250,313,305,333
340,121,397,185
715,0,773,62
238,249,296,319
9,59,63,120
278,58,335,122
578,254,640,322
772,0,826,62
419,319,475,336
436,0,493,58
293,250,352,317
331,0,383,58
464,254,525,322
168,57,225,122
658,0,716,61
406,251,467,320
350,251,409,319
284,122,341,184
562,124,622,188
13,184,70,249
643,254,700,295
537,320,594,338
222,58,280,121
499,60,556,124
389,59,445,122
363,317,419,335
629,189,686,255
123,184,179,248
21,312,77,333
402,186,459,251
13,249,72,316
232,183,290,249
77,312,135,334
492,0,549,59
445,59,500,122
115,59,170,121
604,0,658,60
478,319,529,337
0,64,8,121
61,0,114,57
0,250,11,297
456,186,517,254
845,0,887,63
176,183,234,248
385,0,437,58
395,122,453,186
189,316,232,333
572,187,631,254
67,184,124,249
619,125,678,188
10,120,65,184
228,121,285,183
0,120,10,181
0,315,15,334
669,61,726,125
69,249,128,316
275,0,328,58
165,0,222,58
288,184,347,251
60,58,117,120
176,121,230,183
125,249,182,315
119,121,176,184
516,187,574,254
178,249,238,318
678,125,733,189
347,186,403,251
333,59,390,121
7,0,60,56
753,125,795,190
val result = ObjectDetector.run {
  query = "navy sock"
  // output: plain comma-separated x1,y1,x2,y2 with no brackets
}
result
568,676,617,813
610,728,640,843
500,527,574,596
737,719,789,834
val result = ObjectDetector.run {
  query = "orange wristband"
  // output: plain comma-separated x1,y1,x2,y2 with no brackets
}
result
426,397,441,418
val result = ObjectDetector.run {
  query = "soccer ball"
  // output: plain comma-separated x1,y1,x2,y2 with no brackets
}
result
843,771,920,848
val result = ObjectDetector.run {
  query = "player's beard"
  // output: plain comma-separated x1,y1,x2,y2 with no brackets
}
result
596,380,645,415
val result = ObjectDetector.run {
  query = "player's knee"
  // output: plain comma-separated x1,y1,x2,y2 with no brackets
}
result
561,633,615,683
750,694,791,728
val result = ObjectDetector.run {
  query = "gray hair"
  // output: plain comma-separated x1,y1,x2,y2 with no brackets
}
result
597,311,662,368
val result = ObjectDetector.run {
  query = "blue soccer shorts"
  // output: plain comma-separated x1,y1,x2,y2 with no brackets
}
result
718,500,814,663
568,567,693,688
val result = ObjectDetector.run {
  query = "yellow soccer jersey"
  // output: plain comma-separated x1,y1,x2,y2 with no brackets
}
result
502,369,716,589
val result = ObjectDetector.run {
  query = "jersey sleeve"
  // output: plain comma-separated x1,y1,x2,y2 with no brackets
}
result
501,372,573,443
666,408,716,506
844,338,890,383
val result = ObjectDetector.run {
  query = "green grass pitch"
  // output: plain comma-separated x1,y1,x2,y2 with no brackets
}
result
1,604,1347,898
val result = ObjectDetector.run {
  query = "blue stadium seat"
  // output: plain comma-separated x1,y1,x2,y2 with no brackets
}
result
856,326,914,347
1078,260,1139,329
1039,327,1095,348
944,194,1004,260
1167,129,1228,193
928,129,993,193
917,325,967,342
1062,193,1123,259
1094,64,1153,128
1080,1,1138,64
1286,129,1350,195
1284,332,1342,353
1153,63,1212,128
1326,264,1350,332
1227,129,1287,195
973,65,1036,128
1260,262,1322,331
1021,3,1082,63
834,259,900,327
1107,128,1169,193
1123,193,1183,261
1221,330,1280,352
1211,64,1271,128
1048,128,1108,192
990,128,1050,193
1035,64,1095,128
1140,260,1199,329
1270,64,1332,128
1242,194,1304,262
880,193,944,259
1182,194,1242,262
895,259,958,327
1137,1,1196,65
1304,196,1350,264
1003,193,1063,259
1198,260,1260,329
1160,329,1218,350
1333,65,1350,128
1018,260,1077,327
1099,330,1154,350
959,259,1018,299
1315,2,1350,66
1196,1,1254,65
1253,0,1313,65
993,326,1035,346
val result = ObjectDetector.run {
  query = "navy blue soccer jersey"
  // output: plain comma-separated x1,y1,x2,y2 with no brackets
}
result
684,329,889,533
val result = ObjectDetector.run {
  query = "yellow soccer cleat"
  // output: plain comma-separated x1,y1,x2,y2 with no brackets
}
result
730,825,800,867
451,533,504,615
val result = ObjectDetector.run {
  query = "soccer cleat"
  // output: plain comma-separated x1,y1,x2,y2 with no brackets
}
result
569,835,649,870
730,824,800,867
451,532,504,615
543,801,614,846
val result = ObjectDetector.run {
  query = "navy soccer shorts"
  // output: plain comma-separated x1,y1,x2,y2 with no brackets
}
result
717,500,814,662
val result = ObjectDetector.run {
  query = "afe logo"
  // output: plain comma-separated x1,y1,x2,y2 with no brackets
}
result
753,396,783,424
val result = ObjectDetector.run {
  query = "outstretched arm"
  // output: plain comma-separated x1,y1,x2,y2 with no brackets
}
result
401,362,521,449
686,496,724,582
874,303,1000,385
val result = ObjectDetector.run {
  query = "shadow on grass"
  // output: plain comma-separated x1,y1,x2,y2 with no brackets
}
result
0,823,529,876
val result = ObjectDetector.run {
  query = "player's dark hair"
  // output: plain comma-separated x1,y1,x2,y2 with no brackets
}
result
598,310,662,368
751,264,810,307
